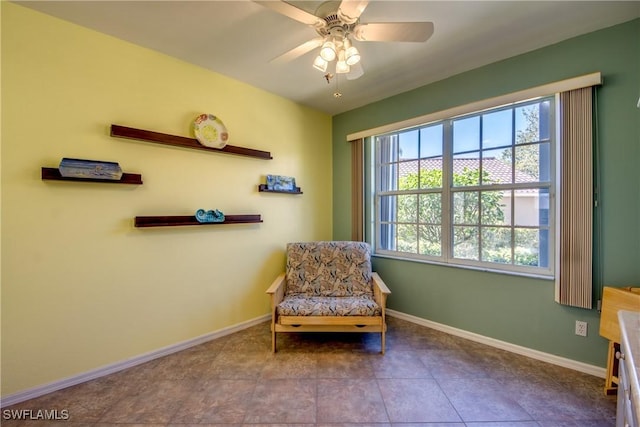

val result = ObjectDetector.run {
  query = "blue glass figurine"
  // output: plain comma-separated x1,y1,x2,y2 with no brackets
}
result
195,209,225,223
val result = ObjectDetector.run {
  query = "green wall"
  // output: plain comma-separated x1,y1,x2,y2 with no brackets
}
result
332,19,640,367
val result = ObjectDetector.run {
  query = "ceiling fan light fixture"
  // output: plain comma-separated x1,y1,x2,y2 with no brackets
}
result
313,55,328,72
345,46,360,66
335,50,350,74
320,39,337,61
336,61,350,74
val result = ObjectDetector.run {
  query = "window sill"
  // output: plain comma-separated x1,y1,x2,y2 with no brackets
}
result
372,252,555,281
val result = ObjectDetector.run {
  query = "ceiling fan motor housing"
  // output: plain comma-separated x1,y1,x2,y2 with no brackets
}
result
315,1,357,38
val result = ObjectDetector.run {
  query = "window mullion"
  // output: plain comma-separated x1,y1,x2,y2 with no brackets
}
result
510,109,516,265
442,120,453,262
478,115,484,262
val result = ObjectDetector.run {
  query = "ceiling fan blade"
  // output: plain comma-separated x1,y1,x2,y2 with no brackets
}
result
346,62,364,80
271,37,324,64
353,22,434,42
254,1,327,30
337,0,369,24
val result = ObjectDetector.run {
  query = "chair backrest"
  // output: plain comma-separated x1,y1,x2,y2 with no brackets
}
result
285,241,372,297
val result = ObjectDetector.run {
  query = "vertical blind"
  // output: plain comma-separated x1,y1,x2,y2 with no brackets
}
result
556,86,594,309
350,138,364,241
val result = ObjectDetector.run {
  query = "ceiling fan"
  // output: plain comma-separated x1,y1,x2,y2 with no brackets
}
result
254,0,434,80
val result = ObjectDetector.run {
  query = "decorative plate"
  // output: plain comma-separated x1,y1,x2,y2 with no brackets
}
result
193,114,229,149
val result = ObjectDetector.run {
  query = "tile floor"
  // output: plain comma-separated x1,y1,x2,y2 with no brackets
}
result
2,316,616,426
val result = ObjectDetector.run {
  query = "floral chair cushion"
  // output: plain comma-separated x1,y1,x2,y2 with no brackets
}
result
277,295,381,316
285,241,373,297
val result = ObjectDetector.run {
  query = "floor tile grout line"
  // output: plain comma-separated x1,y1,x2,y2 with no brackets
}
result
433,375,544,425
374,377,392,424
315,375,319,424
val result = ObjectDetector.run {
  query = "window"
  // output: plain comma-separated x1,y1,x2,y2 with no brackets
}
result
373,97,555,276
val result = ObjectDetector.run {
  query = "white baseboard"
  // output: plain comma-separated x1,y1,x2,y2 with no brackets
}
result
387,309,606,378
0,314,271,408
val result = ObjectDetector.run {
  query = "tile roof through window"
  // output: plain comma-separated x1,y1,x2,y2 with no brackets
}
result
397,157,537,185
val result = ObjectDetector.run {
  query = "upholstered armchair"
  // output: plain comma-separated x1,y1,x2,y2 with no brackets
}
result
266,241,391,353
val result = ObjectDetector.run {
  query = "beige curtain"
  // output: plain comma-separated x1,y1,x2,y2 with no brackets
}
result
350,138,364,241
556,87,594,309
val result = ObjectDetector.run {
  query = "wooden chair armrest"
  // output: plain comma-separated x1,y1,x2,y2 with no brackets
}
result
372,272,391,295
266,272,286,307
266,273,286,294
371,272,390,310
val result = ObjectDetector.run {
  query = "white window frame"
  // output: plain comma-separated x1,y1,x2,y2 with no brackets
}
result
372,97,556,277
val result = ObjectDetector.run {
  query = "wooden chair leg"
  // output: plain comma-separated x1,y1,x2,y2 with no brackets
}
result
271,324,277,353
604,340,619,395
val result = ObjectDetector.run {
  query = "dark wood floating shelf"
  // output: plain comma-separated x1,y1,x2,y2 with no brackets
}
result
111,124,272,160
258,184,303,194
42,167,143,185
135,214,262,228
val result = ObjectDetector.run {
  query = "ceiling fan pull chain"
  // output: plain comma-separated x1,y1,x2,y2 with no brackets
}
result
334,74,342,98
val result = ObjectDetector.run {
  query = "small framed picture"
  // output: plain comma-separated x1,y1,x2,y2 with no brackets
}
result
266,174,296,192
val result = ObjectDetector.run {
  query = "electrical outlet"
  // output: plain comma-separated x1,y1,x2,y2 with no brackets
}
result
575,320,588,337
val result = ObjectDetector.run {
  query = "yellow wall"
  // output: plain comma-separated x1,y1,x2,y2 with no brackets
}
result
1,3,332,397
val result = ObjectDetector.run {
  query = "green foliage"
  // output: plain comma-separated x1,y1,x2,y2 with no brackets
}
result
396,167,504,257
394,167,539,266
398,168,442,189
501,104,541,179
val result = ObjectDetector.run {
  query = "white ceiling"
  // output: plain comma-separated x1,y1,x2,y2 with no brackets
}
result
16,1,640,115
